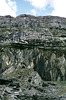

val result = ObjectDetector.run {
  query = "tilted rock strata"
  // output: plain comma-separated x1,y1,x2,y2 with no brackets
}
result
0,48,66,81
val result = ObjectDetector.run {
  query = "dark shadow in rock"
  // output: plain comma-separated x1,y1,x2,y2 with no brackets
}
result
0,78,12,85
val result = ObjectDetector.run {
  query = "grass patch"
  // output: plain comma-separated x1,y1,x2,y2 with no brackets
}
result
2,67,33,80
56,81,66,86
57,87,66,95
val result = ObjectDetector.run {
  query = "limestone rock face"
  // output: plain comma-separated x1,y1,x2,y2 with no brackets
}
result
0,15,66,81
0,14,66,99
0,15,66,49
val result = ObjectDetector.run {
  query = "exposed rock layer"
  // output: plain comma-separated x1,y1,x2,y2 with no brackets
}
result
0,15,66,100
0,15,66,81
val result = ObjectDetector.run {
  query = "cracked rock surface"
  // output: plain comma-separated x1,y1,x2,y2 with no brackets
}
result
0,15,66,100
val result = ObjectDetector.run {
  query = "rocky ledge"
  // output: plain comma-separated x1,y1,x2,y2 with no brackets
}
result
0,15,66,50
0,15,66,100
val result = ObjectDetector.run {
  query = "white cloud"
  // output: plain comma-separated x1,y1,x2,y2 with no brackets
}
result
31,9,36,16
0,0,17,17
25,0,47,9
25,0,66,17
51,0,66,17
8,0,17,13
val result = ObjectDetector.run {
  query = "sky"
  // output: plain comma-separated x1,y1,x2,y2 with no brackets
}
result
0,0,66,18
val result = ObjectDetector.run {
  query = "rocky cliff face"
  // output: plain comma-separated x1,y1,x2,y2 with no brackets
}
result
0,15,66,81
0,15,66,99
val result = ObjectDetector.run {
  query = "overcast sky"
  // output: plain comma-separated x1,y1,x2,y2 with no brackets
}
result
0,0,66,18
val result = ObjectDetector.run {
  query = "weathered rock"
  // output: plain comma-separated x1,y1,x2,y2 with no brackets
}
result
0,48,66,81
0,15,66,81
0,15,66,99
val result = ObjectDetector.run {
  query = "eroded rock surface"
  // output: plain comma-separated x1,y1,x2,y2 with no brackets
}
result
0,15,66,99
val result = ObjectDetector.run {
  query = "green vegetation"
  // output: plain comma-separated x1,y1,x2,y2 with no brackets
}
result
56,81,66,86
57,87,66,95
2,67,33,80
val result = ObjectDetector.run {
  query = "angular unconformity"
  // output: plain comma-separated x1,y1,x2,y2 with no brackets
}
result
0,15,66,81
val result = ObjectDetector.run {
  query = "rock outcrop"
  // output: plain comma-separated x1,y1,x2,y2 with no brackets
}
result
0,15,66,99
0,15,66,81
